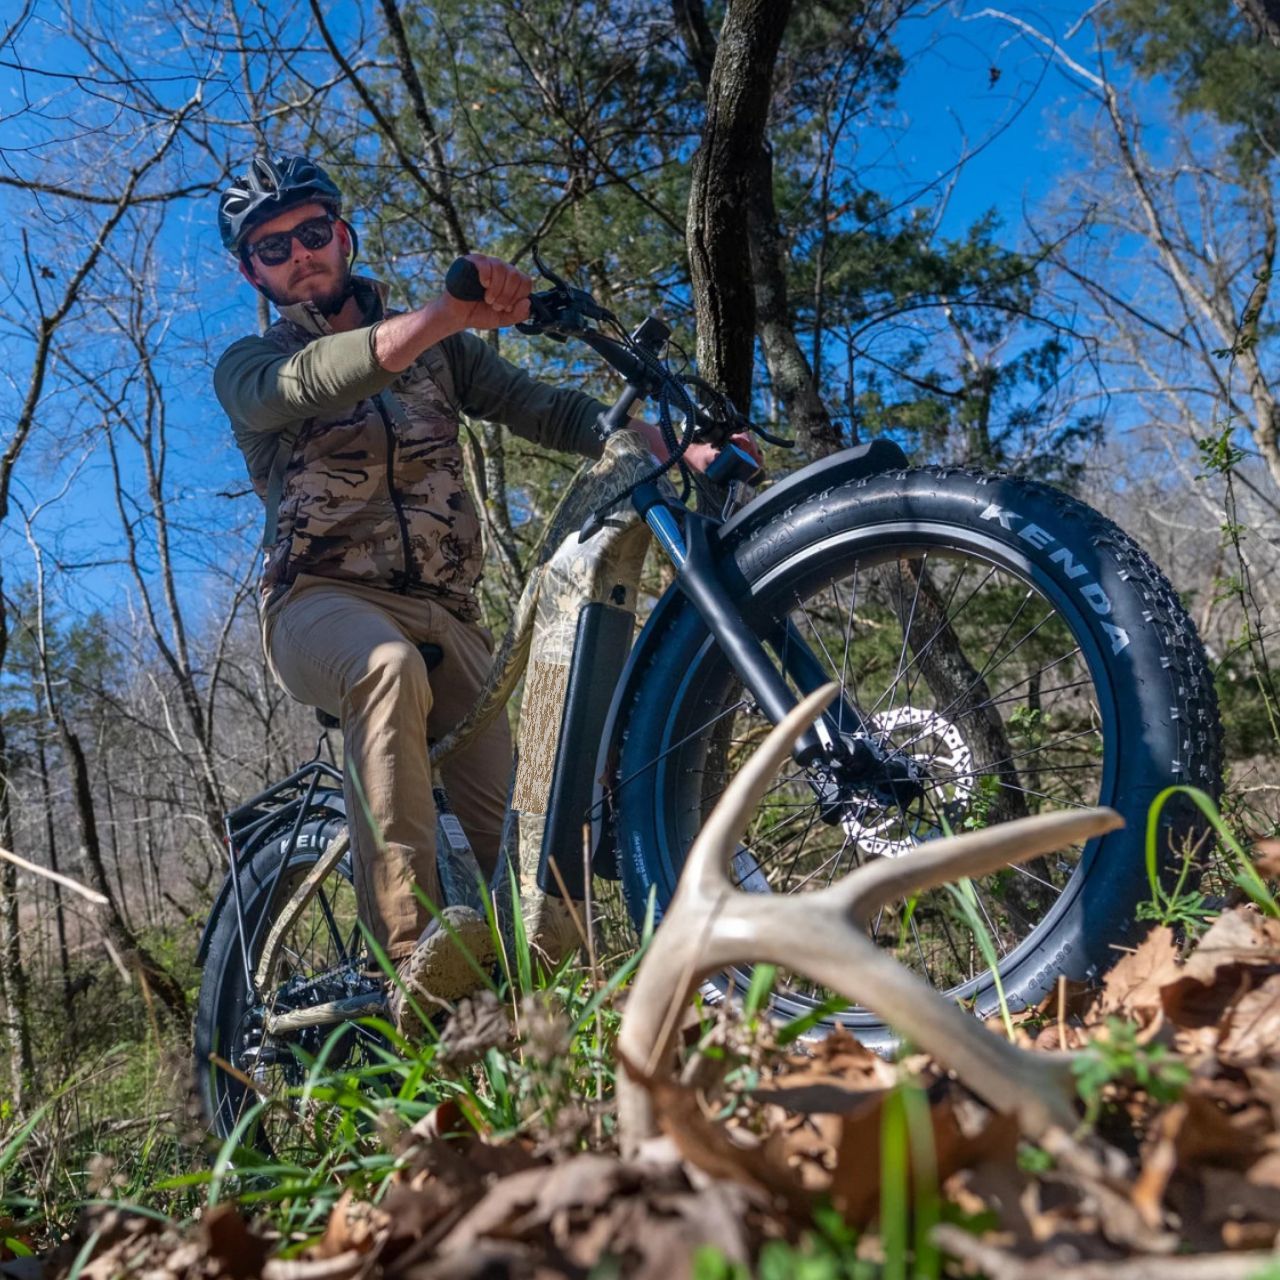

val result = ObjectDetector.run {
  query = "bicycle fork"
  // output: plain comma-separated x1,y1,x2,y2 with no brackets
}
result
632,484,912,807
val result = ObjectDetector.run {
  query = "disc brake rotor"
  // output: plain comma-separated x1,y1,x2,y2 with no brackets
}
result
841,705,974,858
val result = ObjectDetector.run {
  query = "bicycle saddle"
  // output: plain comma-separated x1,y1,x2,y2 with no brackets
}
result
314,642,444,730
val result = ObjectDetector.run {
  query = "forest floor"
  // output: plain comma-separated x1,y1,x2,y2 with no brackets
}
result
4,283,1277,1277
2,842,1280,1278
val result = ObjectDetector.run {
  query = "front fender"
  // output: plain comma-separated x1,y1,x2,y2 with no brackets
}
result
589,438,908,878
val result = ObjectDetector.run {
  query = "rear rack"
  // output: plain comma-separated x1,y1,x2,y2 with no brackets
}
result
220,759,346,997
224,760,344,855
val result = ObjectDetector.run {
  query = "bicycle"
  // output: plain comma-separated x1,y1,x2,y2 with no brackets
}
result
194,253,1222,1146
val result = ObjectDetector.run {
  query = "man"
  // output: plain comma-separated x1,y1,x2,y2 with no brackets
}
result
214,154,719,1028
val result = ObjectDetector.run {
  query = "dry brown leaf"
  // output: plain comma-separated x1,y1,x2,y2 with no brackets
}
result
435,992,513,1070
1217,973,1280,1067
262,1252,365,1280
1248,1067,1280,1127
1221,1219,1279,1250
200,1204,270,1280
747,1070,890,1121
1131,1100,1185,1228
406,1100,466,1145
769,1108,843,1190
395,1240,550,1279
1180,908,1280,983
312,1190,386,1259
403,1122,539,1195
618,1049,812,1215
1248,1145,1280,1190
1200,1166,1280,1233
829,1086,1019,1224
1160,908,1280,1055
434,1153,646,1254
1089,926,1182,1032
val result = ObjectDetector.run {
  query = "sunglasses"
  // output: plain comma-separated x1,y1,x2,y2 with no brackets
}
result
246,213,336,267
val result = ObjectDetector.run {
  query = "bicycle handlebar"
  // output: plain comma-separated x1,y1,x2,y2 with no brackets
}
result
444,257,487,302
442,255,791,455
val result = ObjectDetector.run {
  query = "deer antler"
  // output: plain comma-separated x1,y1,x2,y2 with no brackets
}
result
616,684,1122,1153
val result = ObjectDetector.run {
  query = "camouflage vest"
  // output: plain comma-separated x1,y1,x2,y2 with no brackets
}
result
259,290,483,623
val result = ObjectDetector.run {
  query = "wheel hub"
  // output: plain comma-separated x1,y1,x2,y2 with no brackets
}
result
822,705,975,858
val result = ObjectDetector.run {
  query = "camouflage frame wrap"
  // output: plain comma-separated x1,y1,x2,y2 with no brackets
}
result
434,428,669,960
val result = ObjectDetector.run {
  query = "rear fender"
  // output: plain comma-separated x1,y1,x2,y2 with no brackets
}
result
195,798,347,967
588,438,908,877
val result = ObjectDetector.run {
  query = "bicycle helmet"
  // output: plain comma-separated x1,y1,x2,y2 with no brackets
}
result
219,153,343,256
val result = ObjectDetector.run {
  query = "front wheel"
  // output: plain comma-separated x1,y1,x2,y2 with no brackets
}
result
612,468,1221,1041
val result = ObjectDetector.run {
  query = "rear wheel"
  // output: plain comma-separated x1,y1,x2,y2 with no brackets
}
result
613,468,1221,1040
193,819,383,1150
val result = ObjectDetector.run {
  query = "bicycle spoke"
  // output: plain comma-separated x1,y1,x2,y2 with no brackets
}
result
644,532,1117,1019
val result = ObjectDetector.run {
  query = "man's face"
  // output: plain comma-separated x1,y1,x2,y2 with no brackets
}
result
240,200,351,310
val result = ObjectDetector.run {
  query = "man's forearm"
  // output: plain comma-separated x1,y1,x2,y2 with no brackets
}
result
374,299,465,373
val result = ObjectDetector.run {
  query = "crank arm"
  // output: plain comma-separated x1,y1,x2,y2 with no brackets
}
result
265,992,387,1035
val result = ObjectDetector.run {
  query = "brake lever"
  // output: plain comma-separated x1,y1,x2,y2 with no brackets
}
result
517,286,614,339
531,243,568,290
517,289,573,339
750,421,795,449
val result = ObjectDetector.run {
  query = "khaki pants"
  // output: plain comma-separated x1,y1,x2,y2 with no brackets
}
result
263,575,512,961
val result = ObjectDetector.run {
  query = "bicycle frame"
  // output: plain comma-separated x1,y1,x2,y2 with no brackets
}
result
224,312,903,1002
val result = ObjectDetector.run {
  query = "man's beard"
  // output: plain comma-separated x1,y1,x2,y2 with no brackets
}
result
263,264,353,315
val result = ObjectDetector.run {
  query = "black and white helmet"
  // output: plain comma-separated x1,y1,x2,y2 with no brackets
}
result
218,153,343,254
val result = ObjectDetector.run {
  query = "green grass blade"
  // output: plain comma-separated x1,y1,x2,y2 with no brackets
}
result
776,994,851,1047
945,878,1015,1040
743,963,776,1018
1144,784,1278,918
879,1084,909,1280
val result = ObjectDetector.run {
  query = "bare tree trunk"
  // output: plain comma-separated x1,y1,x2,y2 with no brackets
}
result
677,0,835,452
746,146,840,455
55,718,187,1022
36,733,74,1025
683,0,793,412
139,792,162,927
98,744,133,932
0,714,34,1103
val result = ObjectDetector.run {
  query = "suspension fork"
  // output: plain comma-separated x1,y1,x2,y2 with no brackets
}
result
634,486,876,774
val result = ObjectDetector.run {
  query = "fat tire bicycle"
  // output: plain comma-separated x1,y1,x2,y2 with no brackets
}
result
194,255,1223,1145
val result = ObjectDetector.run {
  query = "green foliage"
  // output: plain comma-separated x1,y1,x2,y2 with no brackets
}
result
880,1077,940,1280
1103,0,1280,175
1142,785,1278,926
1072,1017,1191,1126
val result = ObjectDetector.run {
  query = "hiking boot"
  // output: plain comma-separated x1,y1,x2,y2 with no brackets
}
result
389,905,498,1039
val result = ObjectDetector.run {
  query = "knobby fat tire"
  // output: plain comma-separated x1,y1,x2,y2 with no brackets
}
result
193,825,350,1143
611,467,1223,1038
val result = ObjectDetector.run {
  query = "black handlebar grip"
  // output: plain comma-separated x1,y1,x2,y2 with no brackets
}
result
444,257,486,302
